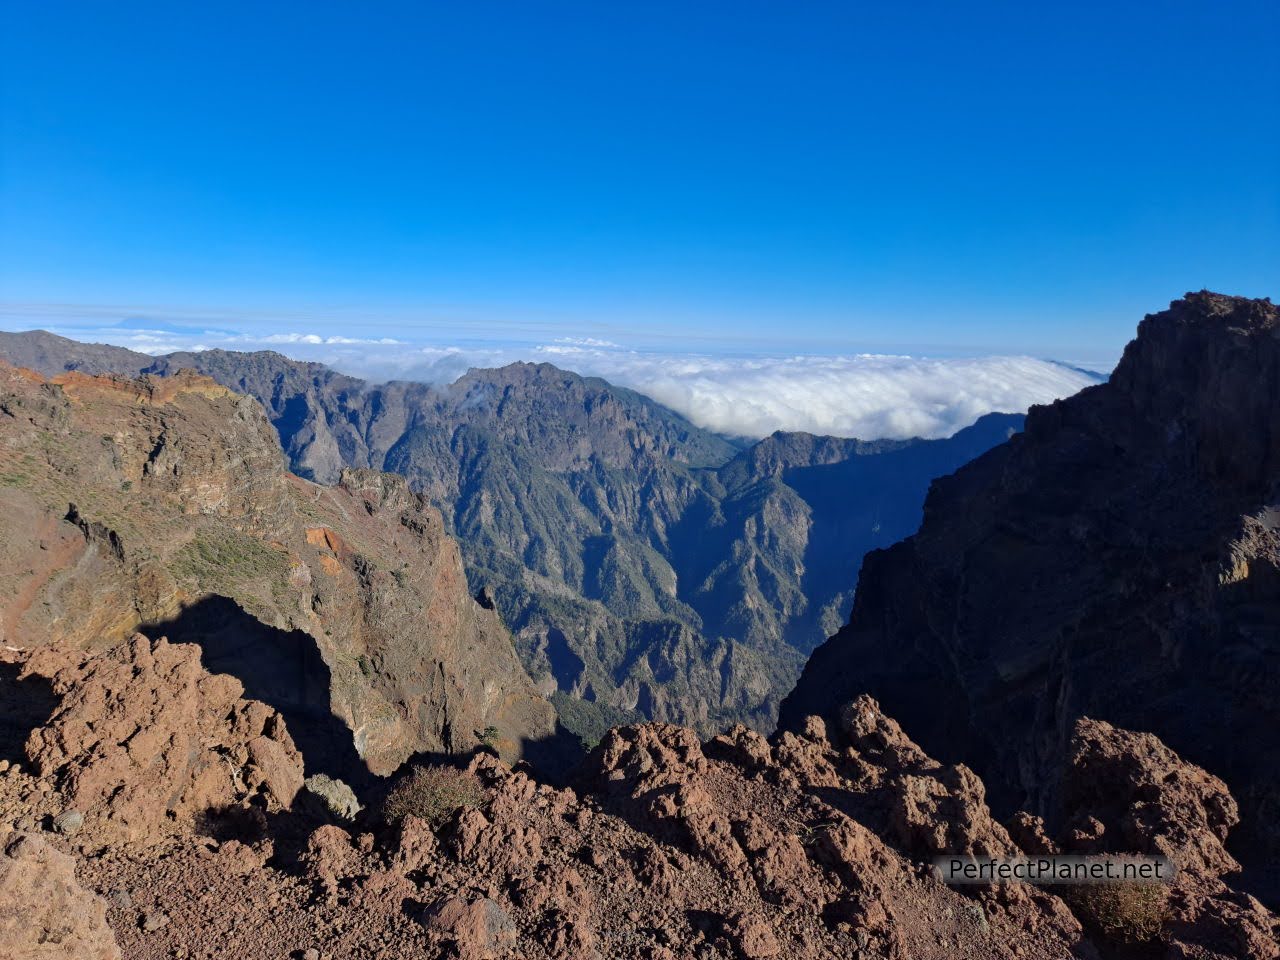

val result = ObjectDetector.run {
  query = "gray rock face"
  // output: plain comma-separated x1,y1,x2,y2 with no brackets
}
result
302,774,361,822
51,809,84,836
779,292,1280,900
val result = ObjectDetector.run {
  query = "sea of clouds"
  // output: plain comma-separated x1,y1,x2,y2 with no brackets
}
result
24,321,1105,441
539,348,1101,439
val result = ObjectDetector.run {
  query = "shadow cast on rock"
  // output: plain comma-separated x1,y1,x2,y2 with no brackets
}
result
196,801,339,880
514,721,586,787
0,660,58,766
142,594,372,789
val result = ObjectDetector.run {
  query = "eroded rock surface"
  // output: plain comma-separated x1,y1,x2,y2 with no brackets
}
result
0,831,120,960
24,634,303,844
1056,718,1278,959
2,646,1273,960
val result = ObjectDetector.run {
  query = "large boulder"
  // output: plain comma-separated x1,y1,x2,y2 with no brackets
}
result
1060,717,1278,959
24,634,304,843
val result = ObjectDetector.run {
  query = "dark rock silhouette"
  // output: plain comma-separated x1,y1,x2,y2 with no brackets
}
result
780,292,1280,902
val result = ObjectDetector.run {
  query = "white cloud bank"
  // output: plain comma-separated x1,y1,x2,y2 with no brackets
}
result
554,352,1100,439
29,320,1104,441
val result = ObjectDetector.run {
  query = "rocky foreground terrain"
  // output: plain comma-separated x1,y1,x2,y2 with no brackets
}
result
1,627,1274,959
781,292,1280,904
0,331,1028,736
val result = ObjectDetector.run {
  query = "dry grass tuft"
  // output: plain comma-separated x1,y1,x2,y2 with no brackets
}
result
1065,880,1170,945
381,764,485,828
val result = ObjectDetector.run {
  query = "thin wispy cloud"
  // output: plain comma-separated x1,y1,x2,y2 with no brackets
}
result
258,333,404,346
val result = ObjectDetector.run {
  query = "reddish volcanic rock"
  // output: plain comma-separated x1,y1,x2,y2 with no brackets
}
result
23,634,304,844
1063,717,1240,877
1060,717,1278,959
0,831,120,960
2,636,1269,957
423,896,518,960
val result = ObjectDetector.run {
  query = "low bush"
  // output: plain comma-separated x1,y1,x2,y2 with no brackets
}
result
1065,880,1170,945
381,764,484,828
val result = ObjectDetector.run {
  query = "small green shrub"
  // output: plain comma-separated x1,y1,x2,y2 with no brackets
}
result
381,765,484,828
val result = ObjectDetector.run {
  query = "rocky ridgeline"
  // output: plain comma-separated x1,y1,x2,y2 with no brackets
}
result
0,628,1273,959
0,330,1027,736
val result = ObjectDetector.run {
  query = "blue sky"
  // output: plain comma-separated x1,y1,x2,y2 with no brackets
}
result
3,1,1276,361
0,2,1276,439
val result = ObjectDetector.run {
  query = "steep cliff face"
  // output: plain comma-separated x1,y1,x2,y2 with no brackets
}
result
0,362,556,778
779,292,1280,898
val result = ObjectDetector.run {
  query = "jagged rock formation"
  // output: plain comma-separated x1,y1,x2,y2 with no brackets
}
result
0,362,556,777
23,634,304,844
0,331,1031,734
780,292,1280,900
4,650,1271,959
1057,718,1276,958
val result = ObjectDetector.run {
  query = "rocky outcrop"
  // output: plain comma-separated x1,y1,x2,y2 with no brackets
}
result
264,706,1093,960
780,293,1280,899
23,634,303,844
0,831,120,960
0,362,557,779
1057,718,1278,958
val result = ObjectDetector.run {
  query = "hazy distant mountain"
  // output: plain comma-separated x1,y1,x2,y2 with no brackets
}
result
0,329,159,376
0,329,1024,736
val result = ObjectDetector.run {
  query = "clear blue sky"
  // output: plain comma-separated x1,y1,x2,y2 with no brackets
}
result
2,1,1276,360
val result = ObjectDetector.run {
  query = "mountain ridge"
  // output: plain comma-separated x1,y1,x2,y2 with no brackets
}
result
0,329,1030,735
0,360,559,778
